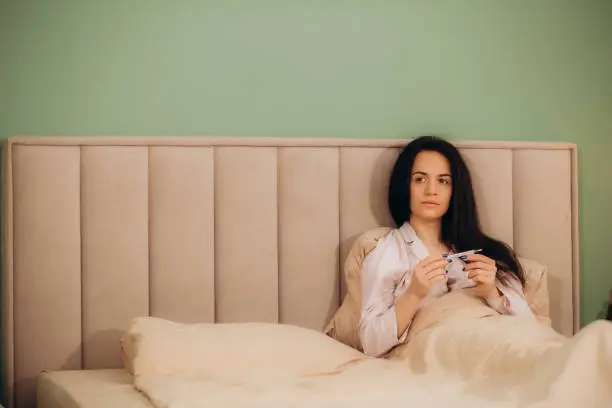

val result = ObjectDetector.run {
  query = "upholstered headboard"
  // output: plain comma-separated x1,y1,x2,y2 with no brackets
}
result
1,136,579,408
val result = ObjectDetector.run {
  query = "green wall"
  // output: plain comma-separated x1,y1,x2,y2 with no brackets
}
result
1,0,611,371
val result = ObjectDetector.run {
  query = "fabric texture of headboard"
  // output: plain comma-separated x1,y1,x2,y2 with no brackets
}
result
1,136,579,408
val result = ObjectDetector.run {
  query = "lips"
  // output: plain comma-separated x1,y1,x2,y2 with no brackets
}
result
422,201,440,206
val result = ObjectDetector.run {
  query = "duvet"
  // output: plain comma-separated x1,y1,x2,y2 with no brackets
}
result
127,292,612,408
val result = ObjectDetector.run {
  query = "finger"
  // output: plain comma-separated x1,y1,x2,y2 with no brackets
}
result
421,255,446,267
428,270,447,281
415,262,446,278
426,268,446,279
468,270,495,282
464,261,494,271
467,269,487,279
430,275,446,284
465,254,495,265
464,264,490,278
423,259,449,273
471,274,489,284
467,272,484,283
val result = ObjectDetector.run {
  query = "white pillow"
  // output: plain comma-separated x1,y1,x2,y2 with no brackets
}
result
121,317,366,381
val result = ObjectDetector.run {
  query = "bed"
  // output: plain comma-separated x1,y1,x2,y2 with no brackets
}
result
1,136,581,408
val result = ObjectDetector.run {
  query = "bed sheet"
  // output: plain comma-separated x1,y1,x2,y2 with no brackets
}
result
37,369,153,408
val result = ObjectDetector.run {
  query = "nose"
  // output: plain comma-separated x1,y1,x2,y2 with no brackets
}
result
425,179,438,195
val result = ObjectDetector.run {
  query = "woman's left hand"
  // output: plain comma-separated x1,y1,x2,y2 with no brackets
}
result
464,254,500,300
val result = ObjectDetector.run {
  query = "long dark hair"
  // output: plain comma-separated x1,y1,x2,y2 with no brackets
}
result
388,135,525,286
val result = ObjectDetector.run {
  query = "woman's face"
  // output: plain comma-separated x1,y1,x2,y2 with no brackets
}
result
409,150,453,222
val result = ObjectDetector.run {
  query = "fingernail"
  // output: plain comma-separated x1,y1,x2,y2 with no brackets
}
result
459,255,467,260
447,259,453,263
442,253,448,258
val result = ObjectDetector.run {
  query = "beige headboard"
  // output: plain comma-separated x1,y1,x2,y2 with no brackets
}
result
1,136,579,408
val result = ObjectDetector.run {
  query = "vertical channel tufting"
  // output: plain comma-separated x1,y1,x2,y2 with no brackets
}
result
513,149,573,336
276,147,280,324
12,145,82,408
274,146,282,322
338,147,398,298
3,137,583,408
80,146,84,371
214,146,278,323
212,145,218,324
278,147,340,330
146,146,153,322
81,146,149,368
149,146,215,323
458,148,514,246
337,147,342,307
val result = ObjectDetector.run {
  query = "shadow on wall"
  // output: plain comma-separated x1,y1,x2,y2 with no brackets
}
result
82,328,126,369
546,273,562,334
14,328,126,407
369,147,400,229
334,146,400,306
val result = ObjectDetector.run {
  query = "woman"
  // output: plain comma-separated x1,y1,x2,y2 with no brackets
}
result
359,136,535,357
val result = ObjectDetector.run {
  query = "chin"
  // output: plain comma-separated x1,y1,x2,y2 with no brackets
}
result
413,210,445,222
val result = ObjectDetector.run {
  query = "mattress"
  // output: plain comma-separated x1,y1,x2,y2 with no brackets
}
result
37,369,153,408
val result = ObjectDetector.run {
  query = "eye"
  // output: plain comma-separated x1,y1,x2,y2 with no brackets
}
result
439,178,451,185
414,176,426,183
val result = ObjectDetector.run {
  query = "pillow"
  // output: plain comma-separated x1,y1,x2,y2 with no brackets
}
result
520,257,552,326
323,227,552,351
323,227,392,351
120,330,136,375
121,317,365,380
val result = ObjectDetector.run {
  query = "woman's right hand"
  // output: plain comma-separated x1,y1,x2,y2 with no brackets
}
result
406,256,448,299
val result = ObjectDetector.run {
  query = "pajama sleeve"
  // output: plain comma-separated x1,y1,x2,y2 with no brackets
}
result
359,236,411,356
487,274,535,319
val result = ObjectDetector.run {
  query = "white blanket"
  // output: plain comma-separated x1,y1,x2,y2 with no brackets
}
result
130,298,612,408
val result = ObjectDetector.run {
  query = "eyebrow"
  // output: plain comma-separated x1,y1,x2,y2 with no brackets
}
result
412,170,452,178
